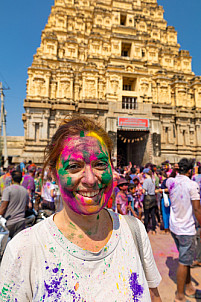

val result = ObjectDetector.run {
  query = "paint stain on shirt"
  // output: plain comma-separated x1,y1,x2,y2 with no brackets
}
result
129,272,144,302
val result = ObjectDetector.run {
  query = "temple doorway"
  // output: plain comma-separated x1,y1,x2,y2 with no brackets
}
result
117,130,149,167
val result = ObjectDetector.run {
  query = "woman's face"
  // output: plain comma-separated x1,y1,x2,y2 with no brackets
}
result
55,132,113,215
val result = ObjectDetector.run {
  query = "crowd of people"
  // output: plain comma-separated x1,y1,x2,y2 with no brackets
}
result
0,116,200,301
0,158,200,242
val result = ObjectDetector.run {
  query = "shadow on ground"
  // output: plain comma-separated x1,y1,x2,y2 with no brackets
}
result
166,257,201,301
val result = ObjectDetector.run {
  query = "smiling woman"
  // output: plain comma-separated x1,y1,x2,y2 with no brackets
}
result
0,115,162,301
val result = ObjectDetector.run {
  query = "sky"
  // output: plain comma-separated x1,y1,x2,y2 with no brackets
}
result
0,0,201,136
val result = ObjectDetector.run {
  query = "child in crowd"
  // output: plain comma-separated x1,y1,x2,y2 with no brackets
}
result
116,178,129,215
127,184,138,218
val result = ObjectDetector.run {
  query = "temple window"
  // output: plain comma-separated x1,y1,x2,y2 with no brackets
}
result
120,14,126,26
123,77,137,91
122,96,137,110
121,43,131,57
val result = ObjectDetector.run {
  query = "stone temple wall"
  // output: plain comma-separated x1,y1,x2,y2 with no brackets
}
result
21,0,201,165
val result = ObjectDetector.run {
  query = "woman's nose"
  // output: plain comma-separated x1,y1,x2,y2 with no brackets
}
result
82,165,97,187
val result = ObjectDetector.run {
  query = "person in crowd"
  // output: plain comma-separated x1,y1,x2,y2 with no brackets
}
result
34,169,42,212
0,115,162,301
19,160,26,175
191,165,201,267
133,177,143,220
157,172,170,234
166,158,201,302
0,166,13,196
127,184,138,218
138,166,145,185
129,167,137,184
0,170,29,238
41,174,56,212
142,168,157,234
116,177,129,215
51,178,63,212
22,165,36,209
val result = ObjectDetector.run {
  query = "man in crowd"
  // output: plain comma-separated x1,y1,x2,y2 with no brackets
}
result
166,158,201,302
22,165,36,209
0,170,29,238
192,165,201,267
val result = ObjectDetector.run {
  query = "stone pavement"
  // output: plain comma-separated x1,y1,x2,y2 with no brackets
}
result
148,228,201,302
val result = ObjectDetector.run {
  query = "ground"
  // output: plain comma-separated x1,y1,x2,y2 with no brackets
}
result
149,228,201,302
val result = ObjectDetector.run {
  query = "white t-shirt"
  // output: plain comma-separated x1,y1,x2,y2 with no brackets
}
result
0,211,161,302
166,174,200,235
41,181,55,202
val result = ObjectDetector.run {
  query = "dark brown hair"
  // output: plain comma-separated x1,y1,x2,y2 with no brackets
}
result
43,115,113,177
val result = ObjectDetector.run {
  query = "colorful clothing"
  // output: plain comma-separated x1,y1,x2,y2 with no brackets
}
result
0,173,11,195
166,175,200,235
116,191,128,215
22,175,35,192
193,174,201,197
0,211,161,301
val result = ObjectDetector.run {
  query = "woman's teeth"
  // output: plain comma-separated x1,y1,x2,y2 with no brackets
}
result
78,190,100,197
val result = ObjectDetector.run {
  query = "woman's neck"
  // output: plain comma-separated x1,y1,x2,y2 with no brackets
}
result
53,203,113,252
54,202,105,236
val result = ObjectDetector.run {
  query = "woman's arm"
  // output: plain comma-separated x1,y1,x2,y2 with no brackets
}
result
149,287,162,302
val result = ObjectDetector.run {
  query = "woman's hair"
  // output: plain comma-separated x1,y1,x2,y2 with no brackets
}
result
43,115,113,177
147,170,153,178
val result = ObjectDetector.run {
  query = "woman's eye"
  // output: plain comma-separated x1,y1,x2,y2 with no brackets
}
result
94,161,108,169
65,164,82,171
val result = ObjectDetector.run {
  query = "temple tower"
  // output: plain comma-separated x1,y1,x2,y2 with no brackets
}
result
22,0,201,165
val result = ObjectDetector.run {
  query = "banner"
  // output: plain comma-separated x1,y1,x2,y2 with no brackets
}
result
118,117,149,129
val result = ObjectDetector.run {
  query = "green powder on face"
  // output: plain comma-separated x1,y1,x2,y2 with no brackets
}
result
78,234,84,238
66,177,72,186
102,170,112,184
58,167,68,176
80,130,85,137
62,155,71,170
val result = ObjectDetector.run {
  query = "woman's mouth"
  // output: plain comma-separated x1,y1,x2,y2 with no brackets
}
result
76,189,103,198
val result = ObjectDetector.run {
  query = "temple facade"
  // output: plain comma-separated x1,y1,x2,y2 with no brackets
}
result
21,0,201,166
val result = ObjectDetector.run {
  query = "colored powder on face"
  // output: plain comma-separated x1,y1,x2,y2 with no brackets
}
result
129,273,144,302
57,155,71,176
66,177,72,186
102,169,112,184
86,131,104,145
80,131,85,137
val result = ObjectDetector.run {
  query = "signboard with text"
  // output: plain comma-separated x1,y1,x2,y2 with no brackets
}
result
118,117,149,129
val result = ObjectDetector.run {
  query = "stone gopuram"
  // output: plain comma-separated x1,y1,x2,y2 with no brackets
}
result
22,0,201,166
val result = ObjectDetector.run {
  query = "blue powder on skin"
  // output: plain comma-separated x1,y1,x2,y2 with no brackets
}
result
129,272,144,302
